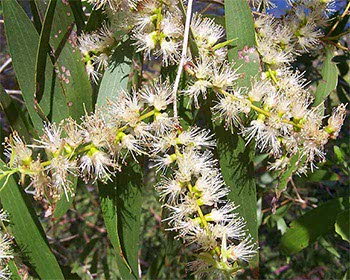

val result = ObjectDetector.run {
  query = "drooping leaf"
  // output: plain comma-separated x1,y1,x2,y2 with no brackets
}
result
99,162,142,279
68,0,86,34
313,46,338,106
3,0,69,131
7,260,21,280
217,0,259,267
0,85,35,143
225,0,259,87
97,45,141,279
280,197,350,255
35,0,93,119
335,208,350,243
97,44,132,106
0,161,64,279
35,0,57,104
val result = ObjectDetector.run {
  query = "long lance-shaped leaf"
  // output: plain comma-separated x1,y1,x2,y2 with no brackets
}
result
35,0,57,104
99,162,143,279
313,46,338,107
35,0,93,120
0,161,64,279
3,0,69,132
0,85,36,143
33,0,93,217
280,197,350,255
215,0,259,267
97,43,141,279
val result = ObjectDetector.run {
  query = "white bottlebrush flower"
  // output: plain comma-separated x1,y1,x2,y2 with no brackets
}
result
85,61,102,84
150,131,178,154
326,103,347,138
176,149,217,182
78,23,115,54
81,111,114,150
226,235,258,262
258,39,292,66
140,79,173,111
243,119,266,144
191,13,225,55
186,224,218,250
4,132,32,167
35,122,63,154
27,159,51,201
0,210,8,223
256,125,281,156
211,62,239,90
120,134,144,157
295,23,322,51
0,266,11,280
47,156,76,200
156,177,183,203
195,173,228,206
177,127,215,148
0,234,13,260
63,118,84,149
213,92,247,128
268,156,291,171
133,31,157,58
79,151,116,183
151,113,176,135
211,218,247,240
151,153,177,172
87,0,136,11
107,90,142,127
206,203,239,222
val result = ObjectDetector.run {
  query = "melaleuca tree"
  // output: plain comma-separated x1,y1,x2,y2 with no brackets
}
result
0,0,348,278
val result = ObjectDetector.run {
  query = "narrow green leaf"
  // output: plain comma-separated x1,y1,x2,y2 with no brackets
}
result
35,0,57,104
68,0,86,34
7,260,21,280
225,0,259,87
85,8,108,32
99,184,132,277
313,46,338,106
280,197,350,255
99,162,142,279
216,0,259,267
3,0,50,130
97,45,132,105
0,85,35,142
0,161,64,279
35,0,93,119
97,47,141,279
335,209,350,243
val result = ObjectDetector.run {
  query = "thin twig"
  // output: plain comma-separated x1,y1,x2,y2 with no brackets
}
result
0,58,12,74
325,2,350,38
5,90,21,95
173,0,194,119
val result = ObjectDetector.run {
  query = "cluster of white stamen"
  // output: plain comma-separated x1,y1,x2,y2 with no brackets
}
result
3,80,174,202
152,128,257,277
0,212,13,280
131,0,184,65
77,24,116,83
